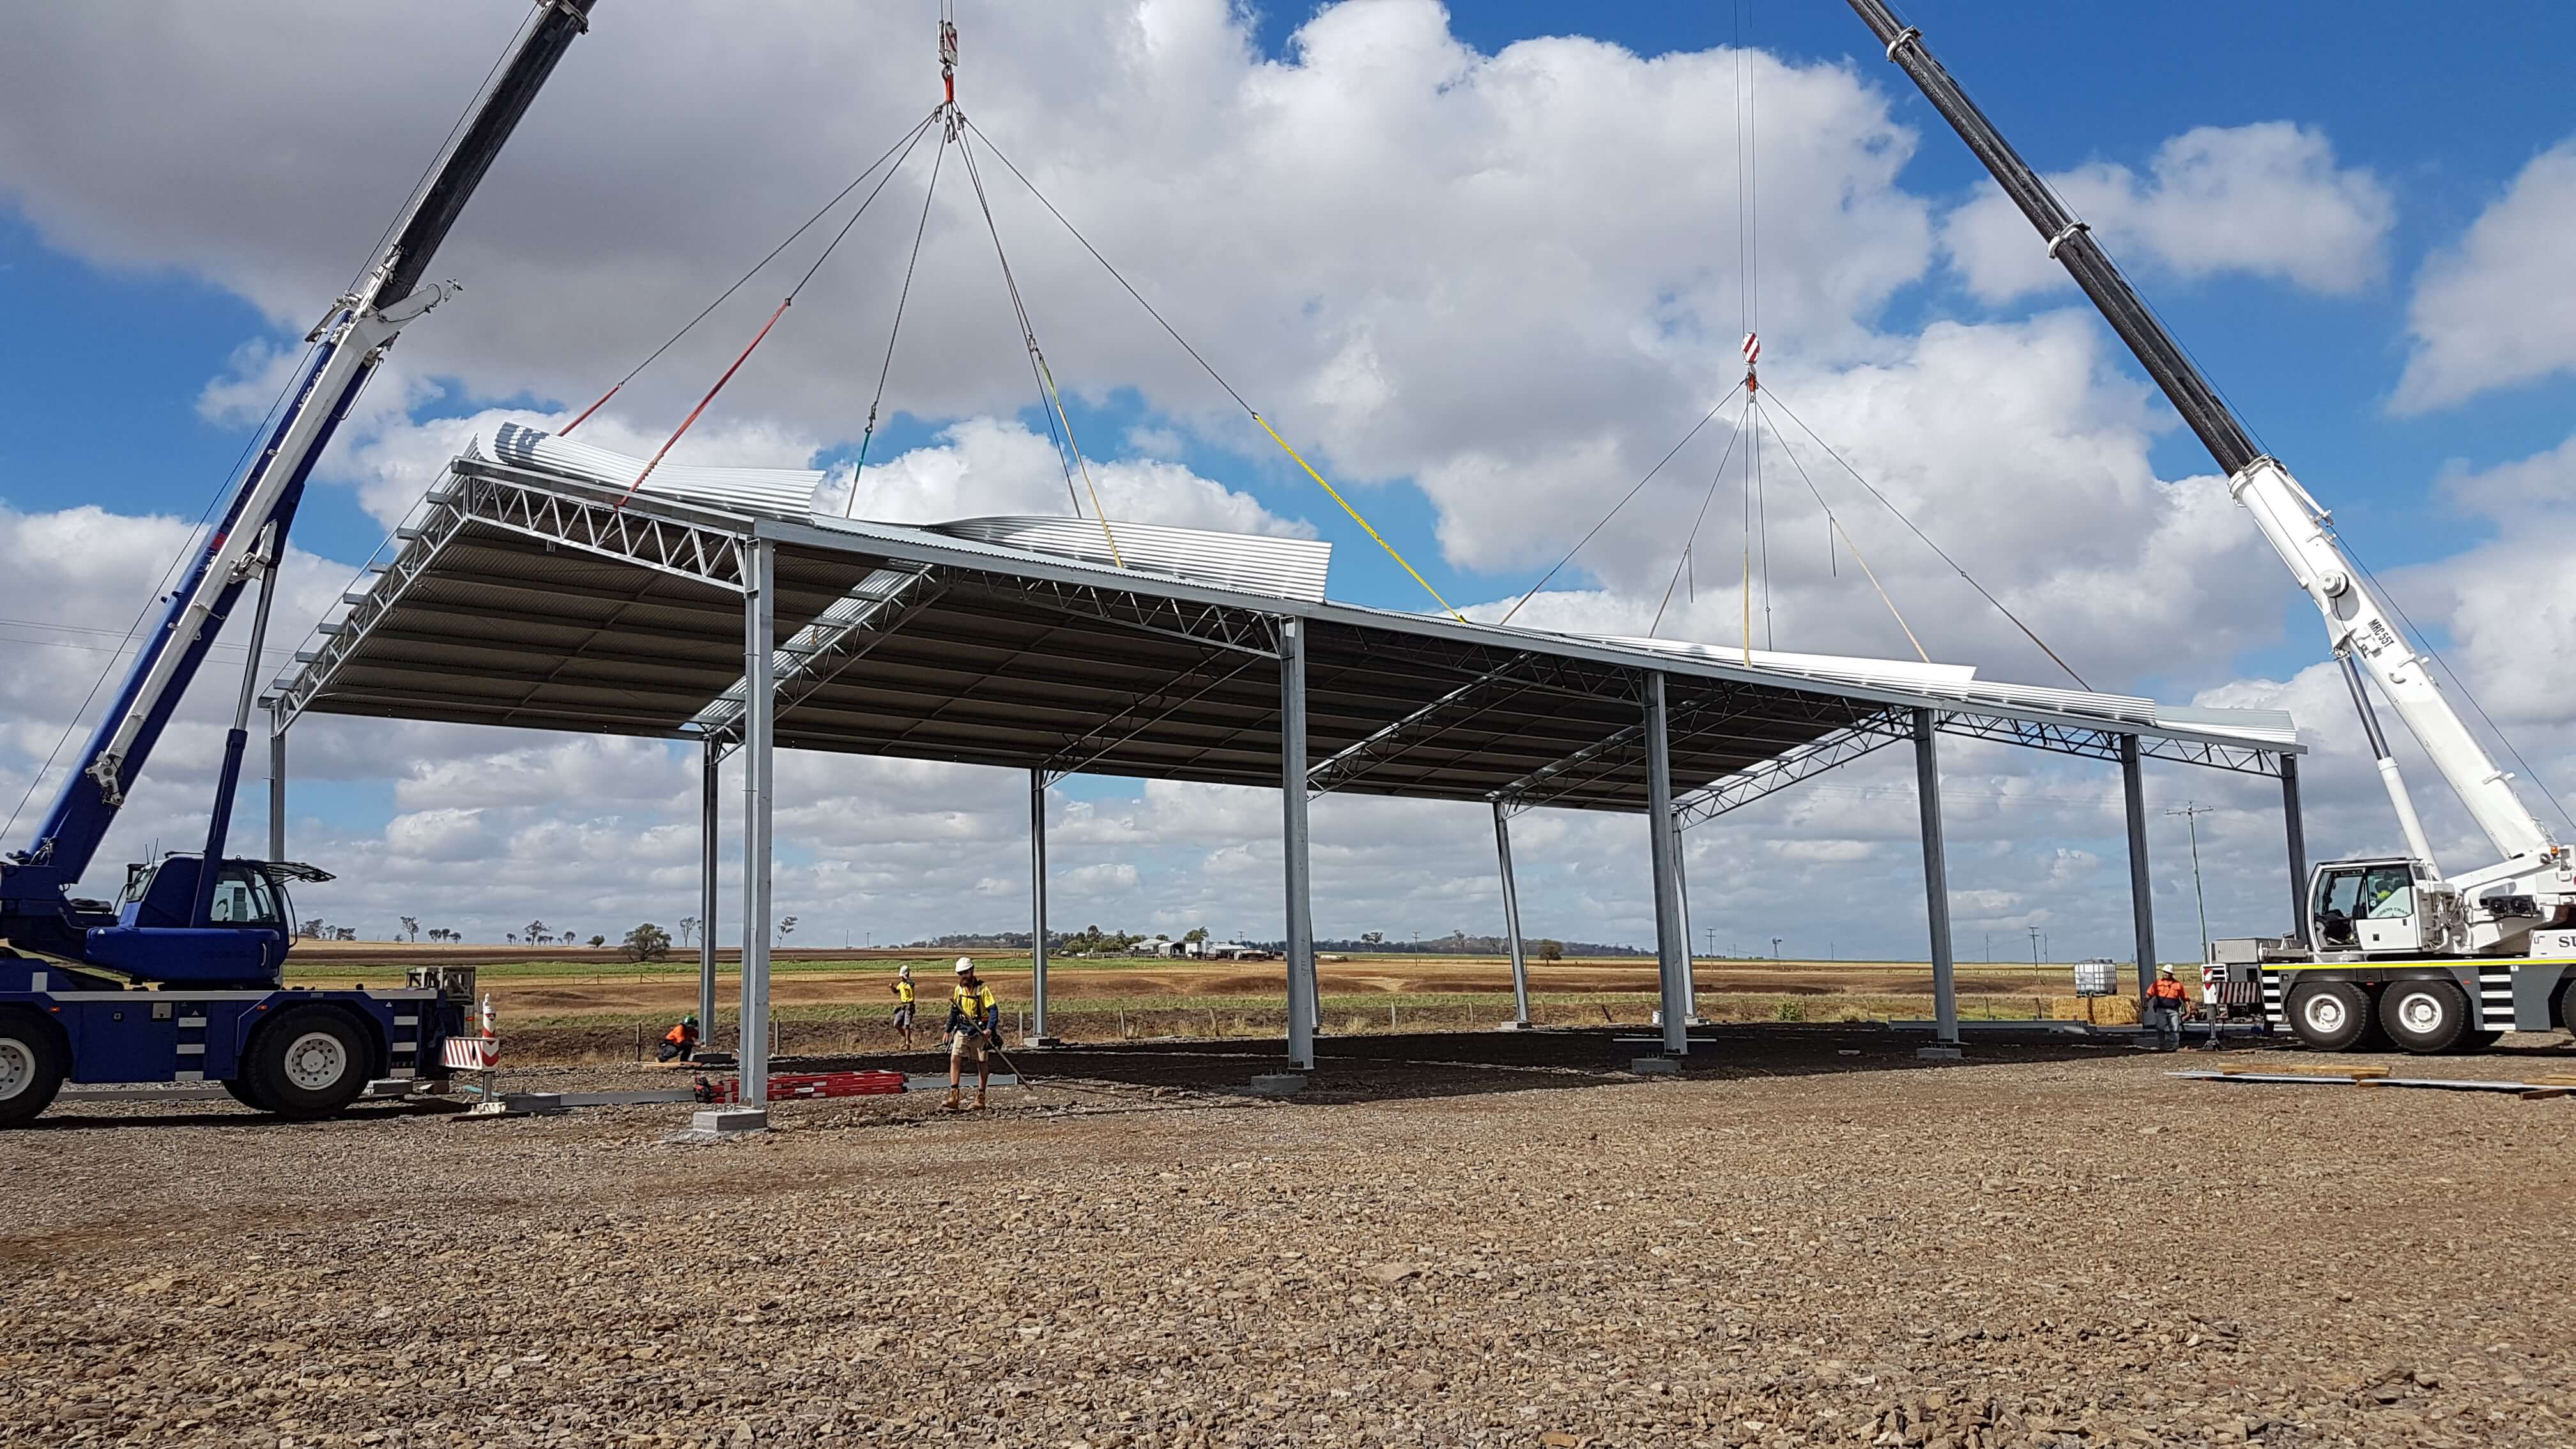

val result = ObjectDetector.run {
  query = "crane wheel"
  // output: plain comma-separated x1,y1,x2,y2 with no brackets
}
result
2286,981,2372,1052
245,1007,371,1120
2377,979,2469,1054
220,1076,275,1113
0,1008,68,1128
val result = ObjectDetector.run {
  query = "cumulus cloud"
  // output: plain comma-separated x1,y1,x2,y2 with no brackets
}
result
0,4,2487,958
2394,137,2576,412
1942,121,2393,305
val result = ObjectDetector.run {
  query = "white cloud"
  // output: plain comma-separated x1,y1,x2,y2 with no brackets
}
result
2394,137,2576,412
1942,121,2393,305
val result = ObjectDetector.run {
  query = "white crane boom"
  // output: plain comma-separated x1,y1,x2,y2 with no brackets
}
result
1841,1,2567,943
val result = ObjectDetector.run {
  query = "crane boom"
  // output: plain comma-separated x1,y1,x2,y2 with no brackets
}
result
19,0,597,892
1844,0,2559,887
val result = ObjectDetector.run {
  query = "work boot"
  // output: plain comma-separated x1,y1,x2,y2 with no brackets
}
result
973,1088,988,1112
942,1087,961,1112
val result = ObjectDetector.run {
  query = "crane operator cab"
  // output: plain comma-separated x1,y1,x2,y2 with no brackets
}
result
80,855,335,988
2311,859,2455,955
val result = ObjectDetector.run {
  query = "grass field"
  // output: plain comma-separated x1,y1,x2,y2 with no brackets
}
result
284,941,2143,1061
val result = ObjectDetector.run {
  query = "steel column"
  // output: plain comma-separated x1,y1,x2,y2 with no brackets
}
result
2121,733,2158,1006
266,705,286,862
698,737,719,1045
1644,673,1689,1056
1672,820,1699,1022
739,540,776,1110
1281,618,1317,1072
1913,708,1959,1045
1493,801,1531,1026
2281,753,2308,946
1030,767,1050,1040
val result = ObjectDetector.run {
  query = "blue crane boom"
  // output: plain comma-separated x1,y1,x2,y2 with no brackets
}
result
0,1,600,1124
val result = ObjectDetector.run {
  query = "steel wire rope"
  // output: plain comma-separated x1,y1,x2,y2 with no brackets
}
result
958,116,1464,621
1754,398,1929,663
1499,381,1745,627
0,333,324,845
951,121,1123,565
2344,553,2575,834
563,108,940,434
610,114,943,508
1649,395,1751,635
845,126,951,517
1759,387,2091,690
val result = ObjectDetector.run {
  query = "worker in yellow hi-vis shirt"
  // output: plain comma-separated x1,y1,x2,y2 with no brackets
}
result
945,957,999,1111
889,962,917,1050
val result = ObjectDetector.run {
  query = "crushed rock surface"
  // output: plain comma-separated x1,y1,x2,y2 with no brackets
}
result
6,1034,2575,1448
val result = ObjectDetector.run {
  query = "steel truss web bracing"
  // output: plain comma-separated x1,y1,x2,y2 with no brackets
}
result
266,470,2304,1096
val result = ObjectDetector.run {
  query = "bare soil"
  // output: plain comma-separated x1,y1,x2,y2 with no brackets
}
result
7,1028,2573,1447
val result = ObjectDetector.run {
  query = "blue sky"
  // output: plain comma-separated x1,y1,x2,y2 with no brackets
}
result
1,0,2570,952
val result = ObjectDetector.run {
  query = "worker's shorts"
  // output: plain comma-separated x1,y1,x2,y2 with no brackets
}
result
892,1003,914,1029
950,1029,989,1063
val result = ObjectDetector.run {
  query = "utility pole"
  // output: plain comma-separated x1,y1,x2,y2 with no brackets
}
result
1704,924,1717,959
2027,924,2041,967
2168,801,2216,962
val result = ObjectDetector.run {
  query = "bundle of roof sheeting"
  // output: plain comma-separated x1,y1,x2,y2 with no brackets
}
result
470,421,824,516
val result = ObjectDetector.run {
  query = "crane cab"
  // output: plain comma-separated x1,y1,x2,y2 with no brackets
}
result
73,856,335,988
2309,857,2462,957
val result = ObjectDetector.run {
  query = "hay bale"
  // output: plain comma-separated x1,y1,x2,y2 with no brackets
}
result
2044,995,2140,1025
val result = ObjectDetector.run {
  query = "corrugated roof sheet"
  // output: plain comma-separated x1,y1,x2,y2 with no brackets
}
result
922,516,1331,602
471,422,823,516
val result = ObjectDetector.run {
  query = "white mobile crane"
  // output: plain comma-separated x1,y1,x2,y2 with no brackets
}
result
1846,1,2576,1052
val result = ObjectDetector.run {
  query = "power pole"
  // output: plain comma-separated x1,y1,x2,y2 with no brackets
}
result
2167,801,2216,962
2027,924,2041,967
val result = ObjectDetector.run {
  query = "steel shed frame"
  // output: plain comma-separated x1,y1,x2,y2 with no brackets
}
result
267,459,2306,1107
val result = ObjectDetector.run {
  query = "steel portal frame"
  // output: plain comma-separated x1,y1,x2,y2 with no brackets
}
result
266,471,2307,1100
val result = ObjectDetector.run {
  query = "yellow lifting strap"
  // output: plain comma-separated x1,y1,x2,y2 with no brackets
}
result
1250,413,1465,624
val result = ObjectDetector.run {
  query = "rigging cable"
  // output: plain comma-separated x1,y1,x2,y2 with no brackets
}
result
1756,397,1929,663
1759,387,2090,689
951,120,1123,564
960,116,1464,622
611,112,943,509
1499,381,1745,626
1648,392,1752,635
563,107,941,434
847,126,950,514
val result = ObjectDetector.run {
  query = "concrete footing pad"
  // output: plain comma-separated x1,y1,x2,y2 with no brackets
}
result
664,1107,769,1144
1630,1056,1682,1075
1915,1045,1965,1061
1492,1020,1532,1031
1020,1036,1063,1049
1246,1073,1308,1097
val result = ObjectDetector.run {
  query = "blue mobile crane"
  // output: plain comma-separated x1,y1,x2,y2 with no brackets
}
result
0,1,599,1125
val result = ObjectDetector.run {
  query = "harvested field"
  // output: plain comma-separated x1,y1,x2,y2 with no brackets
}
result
9,1029,2575,1447
286,944,2129,1063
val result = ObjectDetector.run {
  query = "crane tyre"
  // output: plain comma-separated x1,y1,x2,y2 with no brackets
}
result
245,1008,369,1120
2377,978,2469,1054
2285,981,2372,1052
220,1076,275,1112
0,1008,67,1127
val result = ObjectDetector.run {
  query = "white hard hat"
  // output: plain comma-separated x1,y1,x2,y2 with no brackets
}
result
954,956,974,974
896,962,910,976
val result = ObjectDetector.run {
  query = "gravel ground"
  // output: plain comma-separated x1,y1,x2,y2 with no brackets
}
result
8,1029,2575,1448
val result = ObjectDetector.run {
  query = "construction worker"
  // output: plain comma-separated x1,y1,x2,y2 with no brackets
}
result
891,962,917,1049
2144,965,2190,1051
657,1015,700,1063
945,956,999,1111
